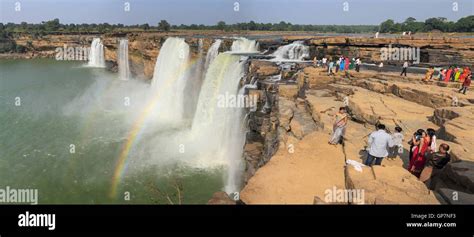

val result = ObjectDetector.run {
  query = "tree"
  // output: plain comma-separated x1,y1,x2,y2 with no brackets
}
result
404,17,416,24
379,19,395,33
216,21,226,31
140,23,150,31
158,20,171,31
424,17,447,31
455,15,474,32
43,18,60,31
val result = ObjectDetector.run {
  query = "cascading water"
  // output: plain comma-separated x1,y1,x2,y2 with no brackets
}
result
204,39,222,71
118,39,130,80
231,38,259,53
151,37,190,124
192,53,247,194
88,38,106,67
272,41,309,61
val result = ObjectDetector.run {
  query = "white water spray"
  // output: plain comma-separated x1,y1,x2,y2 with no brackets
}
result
272,41,309,61
192,53,247,194
151,37,191,124
204,39,222,71
88,38,106,67
118,39,130,80
231,38,259,53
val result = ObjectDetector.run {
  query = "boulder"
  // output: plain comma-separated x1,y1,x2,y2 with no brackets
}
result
278,97,295,131
289,109,318,139
443,161,474,194
279,84,299,100
345,165,439,204
249,60,280,78
207,191,236,205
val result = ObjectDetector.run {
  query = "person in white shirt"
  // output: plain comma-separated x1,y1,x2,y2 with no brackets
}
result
365,124,395,166
427,128,437,152
355,58,361,72
389,126,404,159
401,61,409,76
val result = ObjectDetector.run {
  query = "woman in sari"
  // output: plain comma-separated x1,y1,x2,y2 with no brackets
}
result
459,67,471,83
455,67,462,82
340,57,345,72
408,130,431,177
424,67,434,81
344,57,350,71
329,107,348,145
444,67,453,82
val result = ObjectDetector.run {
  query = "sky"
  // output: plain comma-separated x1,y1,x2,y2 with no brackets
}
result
0,0,472,25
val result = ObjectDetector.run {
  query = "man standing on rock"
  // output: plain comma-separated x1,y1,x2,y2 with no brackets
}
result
365,124,394,166
401,61,409,77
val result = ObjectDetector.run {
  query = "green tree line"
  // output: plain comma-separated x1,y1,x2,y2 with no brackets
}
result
1,16,472,40
379,16,473,33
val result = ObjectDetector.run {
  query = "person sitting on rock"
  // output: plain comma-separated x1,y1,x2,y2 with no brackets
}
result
419,143,451,189
365,123,394,166
424,67,435,82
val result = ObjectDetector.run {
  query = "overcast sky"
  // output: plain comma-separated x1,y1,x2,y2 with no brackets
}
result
1,0,472,25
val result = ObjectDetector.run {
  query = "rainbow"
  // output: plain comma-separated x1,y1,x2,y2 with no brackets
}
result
108,56,200,199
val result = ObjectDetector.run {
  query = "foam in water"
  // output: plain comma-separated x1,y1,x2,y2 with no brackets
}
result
151,37,191,124
88,38,106,67
231,38,259,53
272,41,309,61
118,39,130,80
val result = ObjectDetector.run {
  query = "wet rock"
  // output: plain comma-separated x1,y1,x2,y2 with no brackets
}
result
207,191,236,205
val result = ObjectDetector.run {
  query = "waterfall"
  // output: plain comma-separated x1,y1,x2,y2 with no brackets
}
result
272,41,309,61
151,37,191,124
118,39,130,80
204,39,222,71
88,38,106,67
192,53,246,194
231,38,259,53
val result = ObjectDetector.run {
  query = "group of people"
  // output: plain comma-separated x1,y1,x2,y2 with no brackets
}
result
364,124,451,181
327,109,452,184
423,66,472,94
313,56,362,76
404,63,472,95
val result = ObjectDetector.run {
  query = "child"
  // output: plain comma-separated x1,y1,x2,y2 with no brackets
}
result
390,126,404,159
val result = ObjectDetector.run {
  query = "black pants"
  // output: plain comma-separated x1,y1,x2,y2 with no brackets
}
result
401,67,407,76
459,86,468,94
355,64,360,72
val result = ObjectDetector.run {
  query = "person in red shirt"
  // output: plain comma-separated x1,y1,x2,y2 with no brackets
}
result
459,74,471,94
